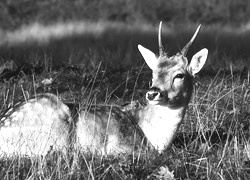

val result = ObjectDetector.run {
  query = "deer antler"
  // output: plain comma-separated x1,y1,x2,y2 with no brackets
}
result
181,25,201,56
158,21,165,57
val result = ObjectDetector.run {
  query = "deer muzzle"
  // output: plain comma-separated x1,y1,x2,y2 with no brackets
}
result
146,87,165,101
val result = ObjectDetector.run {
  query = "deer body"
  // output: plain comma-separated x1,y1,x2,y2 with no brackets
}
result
74,106,146,154
0,93,71,156
73,105,186,154
0,22,208,156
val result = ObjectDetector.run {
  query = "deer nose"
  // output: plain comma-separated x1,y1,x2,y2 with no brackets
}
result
146,87,162,101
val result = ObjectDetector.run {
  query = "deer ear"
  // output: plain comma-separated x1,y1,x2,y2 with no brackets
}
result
187,48,208,76
138,45,158,70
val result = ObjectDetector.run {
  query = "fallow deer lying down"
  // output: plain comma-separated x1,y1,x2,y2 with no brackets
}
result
0,22,208,156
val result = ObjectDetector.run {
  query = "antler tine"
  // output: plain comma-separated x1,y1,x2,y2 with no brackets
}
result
158,21,165,57
181,24,201,56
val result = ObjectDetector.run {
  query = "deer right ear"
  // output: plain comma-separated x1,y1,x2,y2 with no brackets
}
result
138,45,158,70
187,48,208,76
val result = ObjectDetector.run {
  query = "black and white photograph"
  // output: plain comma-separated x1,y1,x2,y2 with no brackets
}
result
0,0,249,179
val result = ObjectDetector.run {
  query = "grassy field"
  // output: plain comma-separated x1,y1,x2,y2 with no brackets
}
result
0,22,250,179
1,50,250,179
1,0,250,179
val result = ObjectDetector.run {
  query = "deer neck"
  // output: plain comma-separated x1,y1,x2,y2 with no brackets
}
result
136,104,186,152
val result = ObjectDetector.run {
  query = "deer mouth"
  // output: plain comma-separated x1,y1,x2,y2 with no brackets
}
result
146,90,169,105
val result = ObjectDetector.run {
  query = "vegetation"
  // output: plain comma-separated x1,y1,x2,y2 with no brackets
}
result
0,0,250,30
1,58,250,179
0,0,250,179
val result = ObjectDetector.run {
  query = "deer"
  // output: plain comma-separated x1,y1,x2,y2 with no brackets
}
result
0,22,208,157
75,22,208,154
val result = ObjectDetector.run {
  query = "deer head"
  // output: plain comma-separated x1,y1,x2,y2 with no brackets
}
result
138,22,208,109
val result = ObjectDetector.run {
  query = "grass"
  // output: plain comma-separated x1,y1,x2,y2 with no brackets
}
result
1,0,250,178
1,55,250,179
1,21,250,179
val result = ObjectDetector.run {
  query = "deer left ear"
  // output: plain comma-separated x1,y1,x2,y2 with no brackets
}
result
187,48,208,76
138,44,158,70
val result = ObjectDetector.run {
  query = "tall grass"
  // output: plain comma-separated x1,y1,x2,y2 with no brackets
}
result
1,57,250,179
0,12,250,180
0,1,250,179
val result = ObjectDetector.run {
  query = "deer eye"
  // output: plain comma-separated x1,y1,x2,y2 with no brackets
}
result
175,73,185,79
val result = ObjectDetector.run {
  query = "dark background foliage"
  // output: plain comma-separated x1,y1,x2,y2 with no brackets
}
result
0,0,250,30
